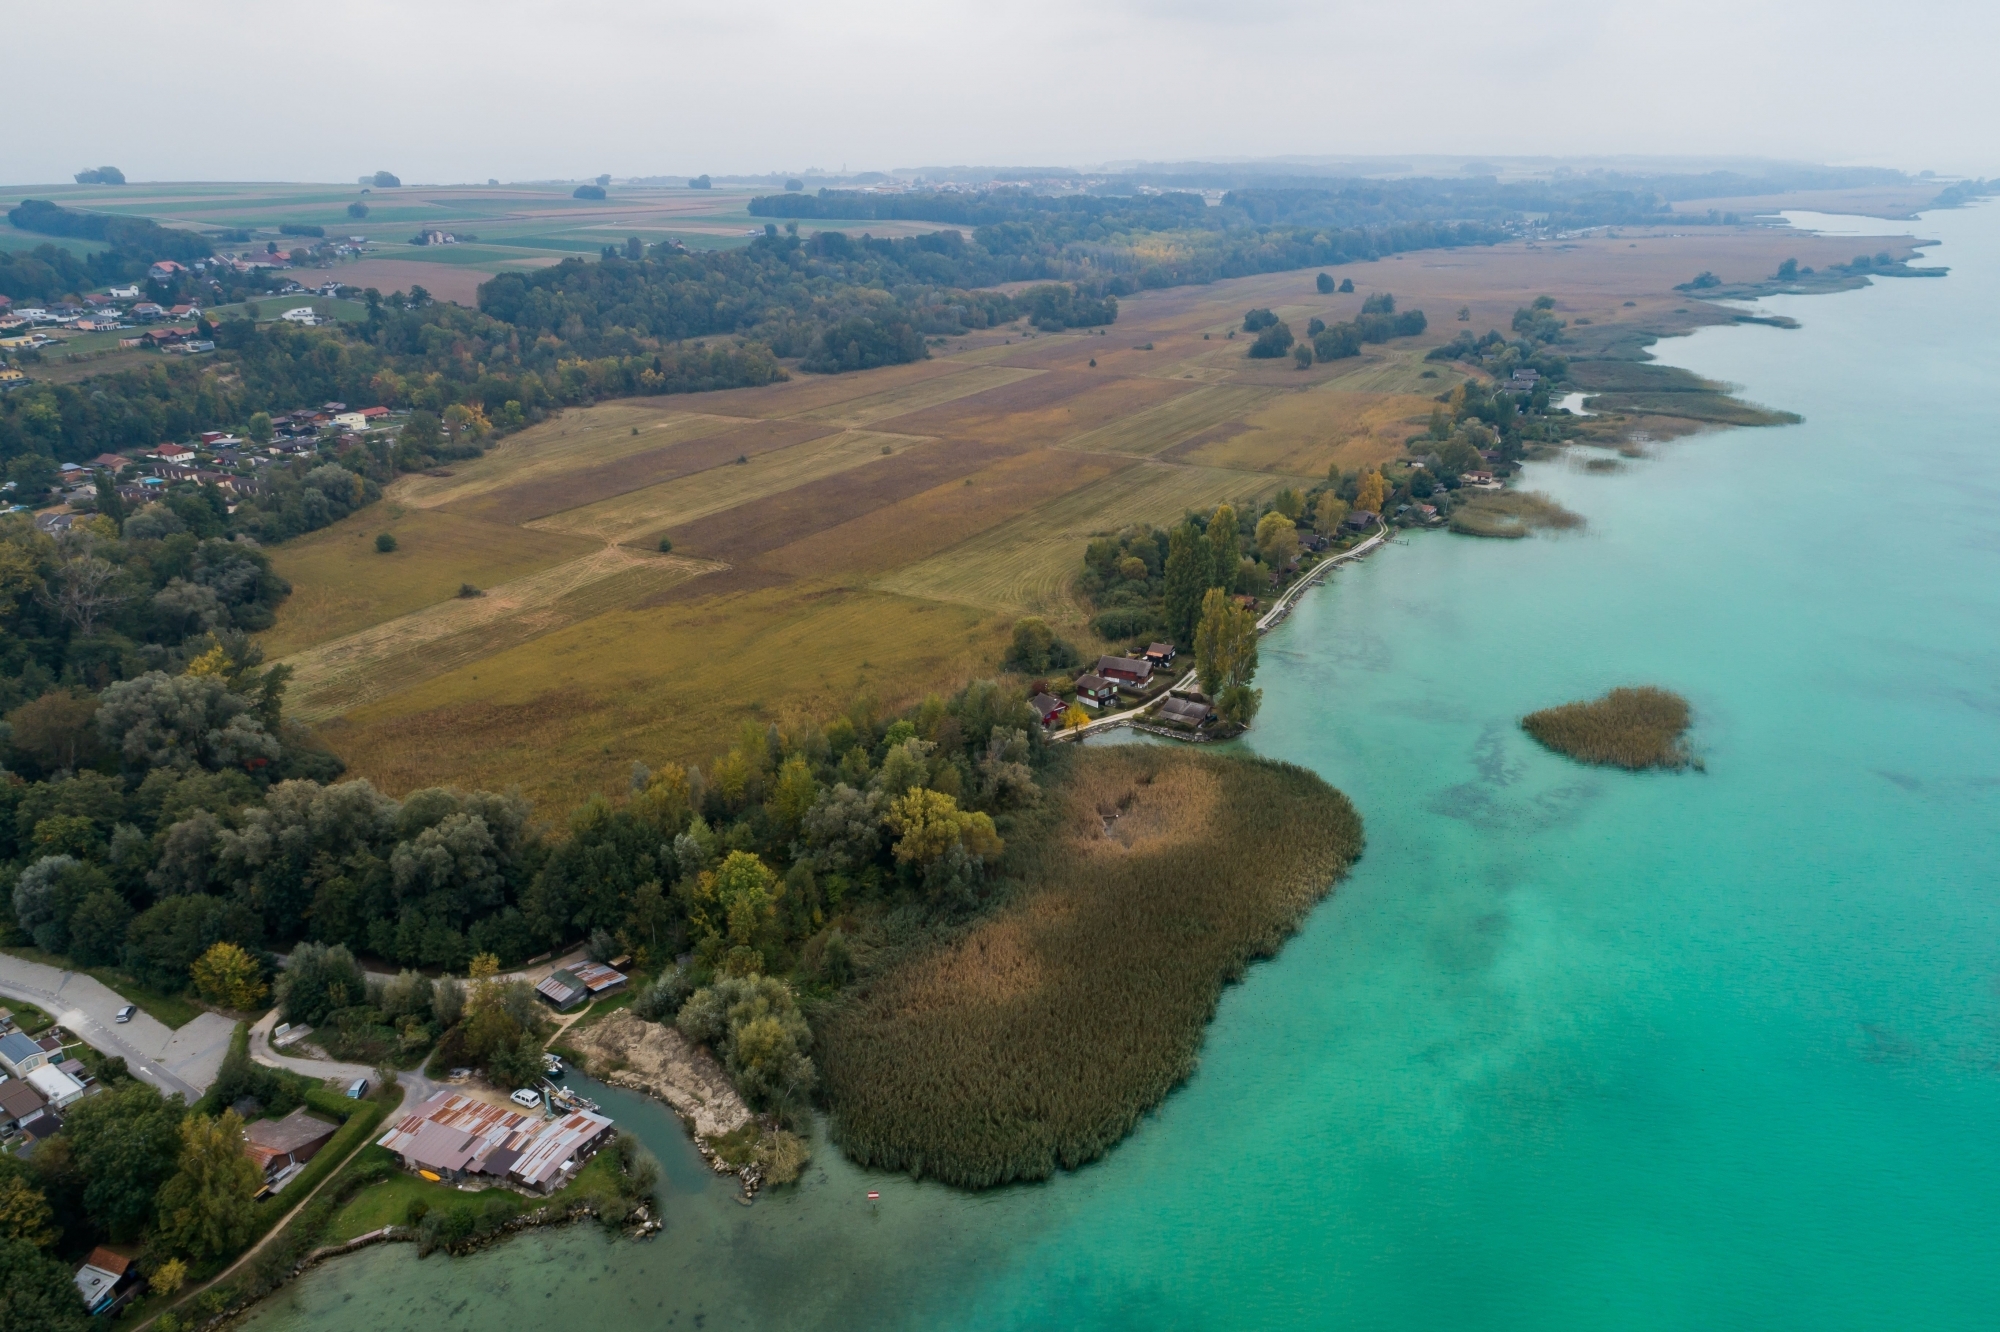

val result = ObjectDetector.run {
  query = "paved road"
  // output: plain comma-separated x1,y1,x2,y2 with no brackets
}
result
0,953,234,1099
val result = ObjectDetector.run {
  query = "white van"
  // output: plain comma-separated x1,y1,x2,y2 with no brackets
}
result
509,1088,542,1109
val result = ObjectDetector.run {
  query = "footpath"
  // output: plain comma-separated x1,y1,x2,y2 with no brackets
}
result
1052,522,1391,744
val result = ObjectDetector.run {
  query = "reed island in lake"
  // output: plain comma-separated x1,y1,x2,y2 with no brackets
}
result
1521,686,1696,770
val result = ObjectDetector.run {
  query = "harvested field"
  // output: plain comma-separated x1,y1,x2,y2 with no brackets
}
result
873,459,1284,623
689,358,967,418
873,371,1193,448
656,436,1026,565
442,418,837,525
261,509,600,657
1450,490,1586,539
1058,385,1281,456
320,584,1008,809
757,448,1131,579
394,406,747,509
1522,686,1695,770
1174,390,1432,476
268,217,1882,803
527,429,932,545
279,546,718,721
816,745,1363,1187
788,365,1044,427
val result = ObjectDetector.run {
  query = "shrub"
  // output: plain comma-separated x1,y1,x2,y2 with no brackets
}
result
374,532,397,552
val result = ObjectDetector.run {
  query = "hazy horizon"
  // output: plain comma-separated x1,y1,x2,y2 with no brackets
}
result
8,0,1998,186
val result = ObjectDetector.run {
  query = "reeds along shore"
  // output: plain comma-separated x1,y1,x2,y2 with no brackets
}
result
815,745,1362,1188
1521,686,1694,770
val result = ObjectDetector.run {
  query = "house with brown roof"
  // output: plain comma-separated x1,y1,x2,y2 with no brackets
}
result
1143,642,1177,667
73,1248,133,1315
1095,655,1153,686
1074,673,1118,706
243,1107,339,1181
1157,696,1214,727
1029,692,1066,727
0,1077,48,1132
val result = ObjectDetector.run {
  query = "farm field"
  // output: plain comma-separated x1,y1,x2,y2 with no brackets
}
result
2,178,967,304
258,221,1881,809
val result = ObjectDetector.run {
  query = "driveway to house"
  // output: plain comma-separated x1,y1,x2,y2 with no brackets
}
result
0,952,234,1099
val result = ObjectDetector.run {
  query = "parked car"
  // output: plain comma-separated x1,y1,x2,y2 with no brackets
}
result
510,1087,542,1108
345,1077,369,1099
114,1005,137,1023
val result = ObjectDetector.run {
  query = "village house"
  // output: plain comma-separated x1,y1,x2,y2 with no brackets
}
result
1143,642,1177,668
72,1248,135,1315
376,1090,615,1193
1343,509,1377,532
280,307,321,325
1029,692,1067,728
147,260,187,281
1096,655,1153,687
148,442,197,462
0,1076,49,1134
1157,696,1214,727
1074,673,1118,706
0,1031,52,1078
27,1062,87,1108
242,1106,339,1188
1460,470,1499,488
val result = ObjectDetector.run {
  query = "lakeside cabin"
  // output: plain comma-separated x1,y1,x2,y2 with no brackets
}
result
73,1248,135,1316
1096,655,1154,686
242,1107,339,1189
1157,696,1214,727
1143,642,1176,668
1074,673,1118,706
377,1090,614,1193
1029,693,1067,728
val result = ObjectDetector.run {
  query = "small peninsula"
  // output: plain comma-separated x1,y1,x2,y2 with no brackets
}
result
816,744,1363,1188
1522,686,1695,770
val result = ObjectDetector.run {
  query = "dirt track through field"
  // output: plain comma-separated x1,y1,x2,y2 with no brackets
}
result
279,545,721,720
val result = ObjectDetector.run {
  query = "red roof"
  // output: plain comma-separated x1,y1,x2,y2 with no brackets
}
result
85,1247,130,1277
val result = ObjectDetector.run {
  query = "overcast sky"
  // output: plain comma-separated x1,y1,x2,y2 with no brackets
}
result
7,0,1997,184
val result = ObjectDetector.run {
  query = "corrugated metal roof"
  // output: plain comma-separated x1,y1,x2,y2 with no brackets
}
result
376,1091,612,1189
509,1108,615,1188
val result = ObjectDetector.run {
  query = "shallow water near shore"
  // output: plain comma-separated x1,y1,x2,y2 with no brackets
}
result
240,203,2000,1331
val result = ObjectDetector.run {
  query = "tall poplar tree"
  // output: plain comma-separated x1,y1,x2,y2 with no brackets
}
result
1206,504,1239,592
1161,521,1208,646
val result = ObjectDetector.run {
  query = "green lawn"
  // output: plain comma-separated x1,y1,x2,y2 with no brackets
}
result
325,1142,623,1243
0,999,53,1036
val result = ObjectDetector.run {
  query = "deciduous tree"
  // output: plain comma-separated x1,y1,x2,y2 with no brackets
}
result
191,941,267,1009
152,1111,261,1262
1194,587,1259,699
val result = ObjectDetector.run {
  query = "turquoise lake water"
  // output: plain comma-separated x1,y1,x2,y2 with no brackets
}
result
241,202,2000,1331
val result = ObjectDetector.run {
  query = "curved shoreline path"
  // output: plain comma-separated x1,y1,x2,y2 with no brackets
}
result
0,952,233,1099
1052,521,1391,743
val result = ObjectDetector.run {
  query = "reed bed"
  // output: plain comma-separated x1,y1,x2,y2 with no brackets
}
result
1449,489,1586,539
815,746,1363,1188
1521,685,1694,769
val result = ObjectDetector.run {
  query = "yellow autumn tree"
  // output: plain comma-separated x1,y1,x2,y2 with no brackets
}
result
190,942,267,1010
1354,468,1387,516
